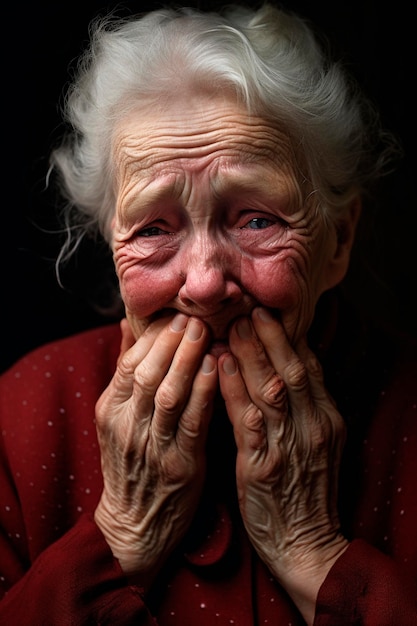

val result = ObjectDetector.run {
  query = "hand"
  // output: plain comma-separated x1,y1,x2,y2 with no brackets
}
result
94,314,217,588
218,307,348,624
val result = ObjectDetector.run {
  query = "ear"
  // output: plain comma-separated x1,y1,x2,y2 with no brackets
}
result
322,196,362,291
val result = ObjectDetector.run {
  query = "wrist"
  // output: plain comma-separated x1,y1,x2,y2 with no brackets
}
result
269,534,349,625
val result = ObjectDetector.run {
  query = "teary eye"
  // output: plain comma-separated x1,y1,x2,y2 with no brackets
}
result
242,217,274,230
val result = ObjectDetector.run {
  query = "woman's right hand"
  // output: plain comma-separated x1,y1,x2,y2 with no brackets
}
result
93,313,218,588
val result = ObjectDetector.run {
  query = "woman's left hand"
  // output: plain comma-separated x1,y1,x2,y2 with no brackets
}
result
218,307,349,625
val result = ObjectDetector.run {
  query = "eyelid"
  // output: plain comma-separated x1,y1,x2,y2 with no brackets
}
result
237,209,289,228
137,226,167,237
134,215,177,235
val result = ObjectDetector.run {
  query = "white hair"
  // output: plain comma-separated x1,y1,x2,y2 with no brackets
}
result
51,3,397,260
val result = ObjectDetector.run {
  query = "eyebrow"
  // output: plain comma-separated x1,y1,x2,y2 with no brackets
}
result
120,160,290,222
211,165,289,201
120,173,184,221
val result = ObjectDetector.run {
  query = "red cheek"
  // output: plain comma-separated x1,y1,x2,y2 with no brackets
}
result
240,257,300,310
118,264,180,318
117,249,302,319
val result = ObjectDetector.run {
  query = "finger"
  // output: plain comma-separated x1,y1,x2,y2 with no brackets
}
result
100,314,188,412
125,313,188,377
296,337,346,448
228,315,288,419
151,318,212,439
218,352,267,453
118,318,136,365
250,307,313,417
176,353,218,456
253,311,347,457
295,337,332,404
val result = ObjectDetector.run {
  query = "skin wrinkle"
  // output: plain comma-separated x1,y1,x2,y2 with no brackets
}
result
111,93,340,344
114,114,287,172
88,84,362,619
111,98,305,223
240,431,333,559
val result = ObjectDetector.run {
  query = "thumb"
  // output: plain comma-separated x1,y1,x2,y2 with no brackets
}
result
118,318,136,364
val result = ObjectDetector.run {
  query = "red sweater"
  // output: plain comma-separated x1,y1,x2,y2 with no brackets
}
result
1,302,416,625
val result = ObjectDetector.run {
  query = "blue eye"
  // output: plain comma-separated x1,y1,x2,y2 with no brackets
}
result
243,217,273,230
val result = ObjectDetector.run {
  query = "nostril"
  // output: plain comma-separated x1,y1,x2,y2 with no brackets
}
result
178,262,243,307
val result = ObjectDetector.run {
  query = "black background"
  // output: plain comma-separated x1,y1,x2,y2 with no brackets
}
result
2,0,416,373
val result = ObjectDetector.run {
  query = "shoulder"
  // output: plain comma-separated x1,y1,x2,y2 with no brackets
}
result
2,323,121,374
0,323,122,410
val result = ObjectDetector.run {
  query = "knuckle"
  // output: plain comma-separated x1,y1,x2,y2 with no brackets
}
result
95,386,119,430
155,384,182,415
178,410,203,440
284,358,308,391
311,420,330,450
240,406,267,450
310,413,346,457
261,375,287,409
133,362,157,397
117,349,136,378
241,405,265,432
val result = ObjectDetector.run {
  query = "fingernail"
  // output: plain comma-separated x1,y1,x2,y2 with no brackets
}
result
171,313,188,332
202,354,216,374
187,318,203,341
222,354,237,375
236,317,252,339
255,307,274,322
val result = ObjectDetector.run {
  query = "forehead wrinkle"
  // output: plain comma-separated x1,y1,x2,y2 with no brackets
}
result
112,100,305,226
113,108,294,175
149,128,286,168
118,172,185,225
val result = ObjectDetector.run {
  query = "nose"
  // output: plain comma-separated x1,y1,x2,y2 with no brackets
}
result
177,234,243,310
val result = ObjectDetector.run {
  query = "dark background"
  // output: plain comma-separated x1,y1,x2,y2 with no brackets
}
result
2,0,416,373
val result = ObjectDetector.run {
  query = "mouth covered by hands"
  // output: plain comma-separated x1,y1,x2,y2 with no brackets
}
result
94,308,348,619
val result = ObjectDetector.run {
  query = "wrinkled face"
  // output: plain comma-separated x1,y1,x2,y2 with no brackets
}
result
112,92,344,346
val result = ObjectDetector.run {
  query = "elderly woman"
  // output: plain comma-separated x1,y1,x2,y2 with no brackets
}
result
1,3,416,625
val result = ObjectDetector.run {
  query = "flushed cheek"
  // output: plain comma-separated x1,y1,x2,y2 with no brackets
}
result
117,250,308,318
240,255,303,311
117,257,181,319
